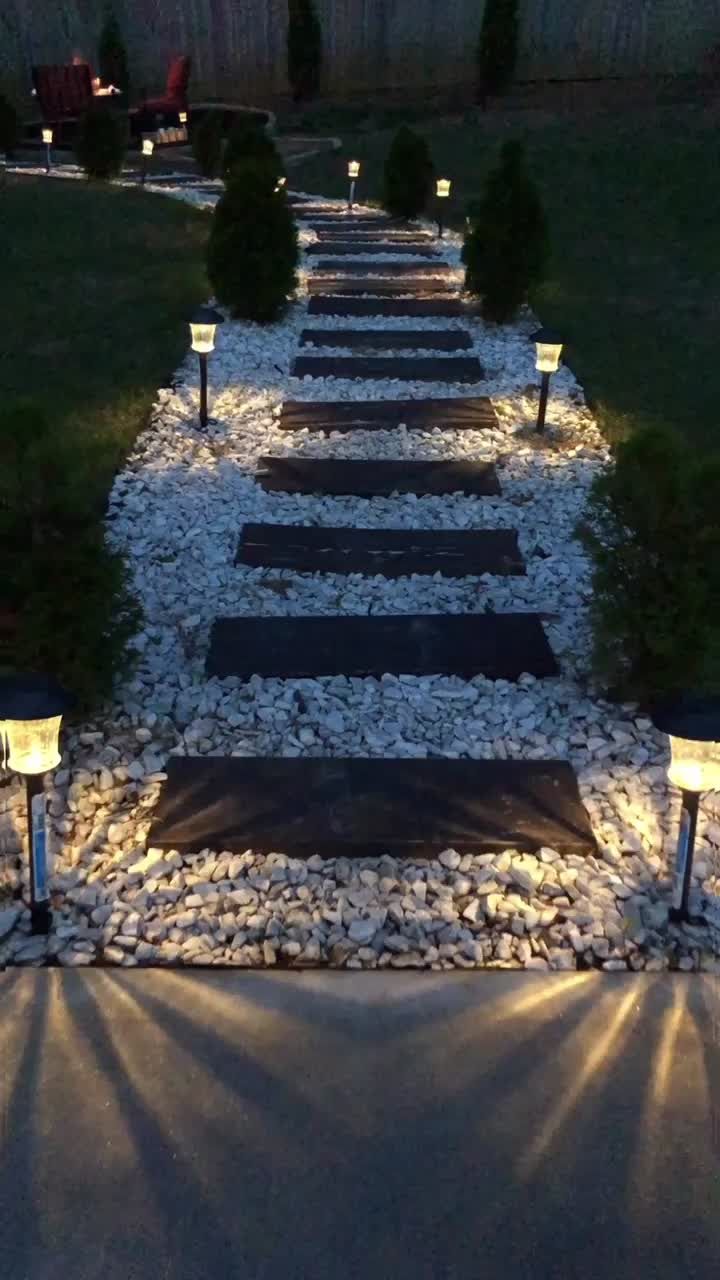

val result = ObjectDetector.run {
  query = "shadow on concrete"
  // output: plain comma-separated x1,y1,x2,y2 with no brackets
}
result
0,971,718,1280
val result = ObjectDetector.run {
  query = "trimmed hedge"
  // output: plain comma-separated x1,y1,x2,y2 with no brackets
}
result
0,92,19,157
287,0,323,102
382,126,434,220
223,117,283,181
207,158,298,322
0,405,140,710
581,426,720,703
98,8,130,95
476,0,519,103
463,139,547,322
192,109,225,178
75,103,126,179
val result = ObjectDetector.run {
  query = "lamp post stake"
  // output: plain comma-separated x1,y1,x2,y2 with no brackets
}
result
536,371,551,434
671,788,700,924
199,352,209,429
26,774,51,934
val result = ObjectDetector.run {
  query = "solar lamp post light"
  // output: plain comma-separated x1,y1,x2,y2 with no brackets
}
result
532,327,564,434
0,675,73,935
347,159,360,210
42,127,53,173
189,306,224,430
651,697,720,925
435,178,451,238
140,136,154,184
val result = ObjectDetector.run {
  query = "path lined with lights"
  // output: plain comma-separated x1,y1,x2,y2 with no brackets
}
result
151,197,595,858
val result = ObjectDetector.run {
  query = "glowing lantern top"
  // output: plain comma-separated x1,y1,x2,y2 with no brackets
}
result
652,696,720,794
179,111,188,124
142,137,155,156
0,674,73,776
436,178,451,198
347,160,360,179
42,127,53,145
189,305,225,354
532,326,564,374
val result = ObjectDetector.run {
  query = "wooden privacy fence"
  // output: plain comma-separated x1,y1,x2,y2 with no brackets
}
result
1,0,719,104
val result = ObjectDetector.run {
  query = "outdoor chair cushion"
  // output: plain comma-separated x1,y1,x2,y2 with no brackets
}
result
32,64,93,122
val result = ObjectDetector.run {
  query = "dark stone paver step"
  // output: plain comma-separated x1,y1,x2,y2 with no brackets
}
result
308,296,467,317
237,523,525,577
299,328,473,352
314,261,452,275
278,396,497,432
291,355,484,382
150,757,596,857
306,216,398,228
307,278,455,296
257,457,501,496
316,230,433,242
206,613,557,680
308,242,437,256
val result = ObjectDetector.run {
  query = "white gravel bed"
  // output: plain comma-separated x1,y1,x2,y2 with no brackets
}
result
1,178,718,973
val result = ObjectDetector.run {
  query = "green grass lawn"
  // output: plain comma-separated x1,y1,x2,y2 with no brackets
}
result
291,106,720,446
0,176,209,505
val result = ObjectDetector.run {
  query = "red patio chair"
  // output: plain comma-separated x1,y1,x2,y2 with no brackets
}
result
142,55,191,116
32,63,93,125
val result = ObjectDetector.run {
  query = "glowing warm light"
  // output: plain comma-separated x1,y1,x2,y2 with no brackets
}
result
667,734,720,793
190,321,216,354
2,716,62,775
189,306,223,354
277,175,287,186
348,160,360,178
535,338,563,373
179,110,188,125
42,128,53,145
142,137,155,157
436,178,451,198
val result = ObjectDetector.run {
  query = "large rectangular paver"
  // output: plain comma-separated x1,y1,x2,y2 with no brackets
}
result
278,396,497,432
150,757,594,856
308,296,467,317
299,329,473,351
307,278,455,296
257,457,501,496
291,355,484,382
206,613,557,680
314,260,452,275
236,523,525,576
291,355,483,382
308,242,436,256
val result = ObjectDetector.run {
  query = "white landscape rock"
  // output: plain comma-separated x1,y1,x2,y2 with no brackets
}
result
1,178,718,974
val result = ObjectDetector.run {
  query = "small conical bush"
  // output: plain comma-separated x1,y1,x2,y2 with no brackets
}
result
207,157,299,323
463,140,548,322
382,126,434,220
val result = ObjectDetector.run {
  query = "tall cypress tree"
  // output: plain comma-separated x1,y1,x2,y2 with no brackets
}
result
476,0,519,105
463,140,548,323
98,7,130,94
287,0,323,102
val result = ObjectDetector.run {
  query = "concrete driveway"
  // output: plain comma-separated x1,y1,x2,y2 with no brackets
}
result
0,971,718,1280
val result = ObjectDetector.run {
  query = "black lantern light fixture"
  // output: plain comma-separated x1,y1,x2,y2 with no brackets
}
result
652,696,720,924
42,127,53,173
140,136,154,185
189,305,224,429
531,326,564,434
347,159,360,210
0,674,74,935
435,177,451,239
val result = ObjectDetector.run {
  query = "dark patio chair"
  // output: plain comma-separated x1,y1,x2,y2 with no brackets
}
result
32,64,93,129
142,55,191,119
